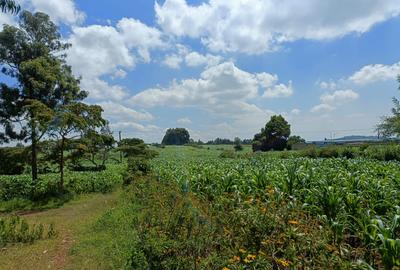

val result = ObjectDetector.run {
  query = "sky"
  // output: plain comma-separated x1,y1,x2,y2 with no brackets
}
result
1,0,400,142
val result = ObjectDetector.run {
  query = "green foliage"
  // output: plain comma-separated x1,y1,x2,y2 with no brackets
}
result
287,135,306,150
0,0,20,14
252,115,291,152
0,147,27,175
161,128,190,145
219,149,236,158
0,165,123,211
0,11,85,181
234,137,243,151
378,77,400,138
0,216,55,247
149,147,400,269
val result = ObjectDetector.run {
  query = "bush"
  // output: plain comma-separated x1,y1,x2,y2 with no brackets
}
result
123,158,151,185
219,150,236,158
0,147,27,175
318,146,339,158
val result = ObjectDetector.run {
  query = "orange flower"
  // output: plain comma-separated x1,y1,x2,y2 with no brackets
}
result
260,207,267,213
288,220,299,225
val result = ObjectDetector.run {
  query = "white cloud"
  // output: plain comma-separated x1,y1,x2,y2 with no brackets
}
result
162,44,222,69
311,104,336,113
156,0,400,54
311,89,358,113
177,117,192,124
27,0,85,25
319,81,337,90
66,18,165,101
291,108,301,115
131,62,292,112
109,121,162,142
162,54,183,69
185,51,222,67
349,62,400,85
99,101,154,122
262,81,293,98
320,89,359,104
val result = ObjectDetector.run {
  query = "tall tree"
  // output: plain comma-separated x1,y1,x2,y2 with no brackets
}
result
0,0,20,14
252,115,291,152
0,11,80,181
49,103,106,189
378,77,400,138
162,128,190,145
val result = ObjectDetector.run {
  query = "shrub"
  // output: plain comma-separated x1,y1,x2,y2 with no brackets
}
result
0,147,27,175
219,150,236,158
318,146,339,158
123,158,151,185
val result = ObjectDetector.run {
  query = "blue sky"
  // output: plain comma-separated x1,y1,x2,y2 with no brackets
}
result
2,0,400,142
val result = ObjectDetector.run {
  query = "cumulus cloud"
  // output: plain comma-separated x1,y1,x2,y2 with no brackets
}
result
99,101,154,122
311,89,359,113
26,0,85,25
162,44,222,69
348,62,400,85
66,18,165,101
177,117,192,124
130,62,292,113
291,108,301,115
156,0,400,54
320,89,359,105
311,103,336,113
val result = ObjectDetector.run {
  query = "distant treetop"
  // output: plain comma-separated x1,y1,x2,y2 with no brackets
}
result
162,128,190,145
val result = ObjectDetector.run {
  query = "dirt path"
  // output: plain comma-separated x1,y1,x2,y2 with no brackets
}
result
0,191,119,270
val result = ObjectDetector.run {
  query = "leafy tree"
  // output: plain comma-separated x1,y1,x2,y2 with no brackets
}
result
0,11,77,181
118,138,158,185
49,103,106,189
234,137,243,151
0,0,20,14
378,77,400,138
70,128,115,171
252,115,291,152
162,128,190,145
287,135,306,150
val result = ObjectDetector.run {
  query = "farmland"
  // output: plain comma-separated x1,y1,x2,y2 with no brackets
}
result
0,145,400,269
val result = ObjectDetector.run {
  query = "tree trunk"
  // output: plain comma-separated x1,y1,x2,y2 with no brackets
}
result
31,129,38,181
59,137,65,191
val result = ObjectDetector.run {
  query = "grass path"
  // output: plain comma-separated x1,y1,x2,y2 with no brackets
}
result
0,191,120,270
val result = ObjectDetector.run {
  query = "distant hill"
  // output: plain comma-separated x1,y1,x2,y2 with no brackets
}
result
332,135,380,141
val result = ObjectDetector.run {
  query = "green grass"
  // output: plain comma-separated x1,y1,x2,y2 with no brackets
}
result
0,191,120,270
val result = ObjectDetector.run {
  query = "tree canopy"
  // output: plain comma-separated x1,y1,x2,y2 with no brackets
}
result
252,115,291,152
0,0,20,14
0,11,92,182
378,77,400,138
162,128,191,145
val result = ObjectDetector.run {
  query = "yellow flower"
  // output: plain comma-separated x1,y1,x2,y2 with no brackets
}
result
228,255,240,263
276,258,290,268
260,207,267,213
222,267,230,270
239,248,247,253
288,220,299,225
244,254,256,263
